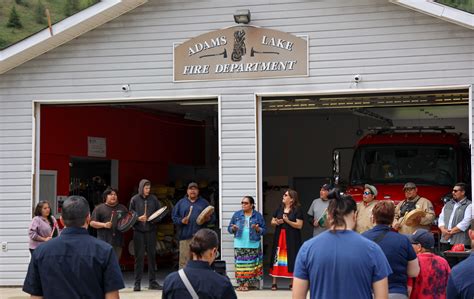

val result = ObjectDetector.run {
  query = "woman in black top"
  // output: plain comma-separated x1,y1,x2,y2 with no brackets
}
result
162,228,237,299
269,189,303,291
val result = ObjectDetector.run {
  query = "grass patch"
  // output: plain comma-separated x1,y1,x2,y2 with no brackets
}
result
0,0,99,50
435,0,474,14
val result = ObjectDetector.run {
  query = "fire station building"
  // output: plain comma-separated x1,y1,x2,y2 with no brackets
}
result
0,0,473,285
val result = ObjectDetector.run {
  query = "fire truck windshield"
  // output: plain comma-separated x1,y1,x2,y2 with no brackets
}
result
350,145,457,186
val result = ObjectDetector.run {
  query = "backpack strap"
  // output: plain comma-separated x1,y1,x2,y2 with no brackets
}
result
178,269,199,299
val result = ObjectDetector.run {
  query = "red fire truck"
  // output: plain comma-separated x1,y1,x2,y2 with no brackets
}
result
334,126,471,216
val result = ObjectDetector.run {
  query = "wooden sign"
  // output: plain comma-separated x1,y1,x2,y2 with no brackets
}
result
174,25,308,82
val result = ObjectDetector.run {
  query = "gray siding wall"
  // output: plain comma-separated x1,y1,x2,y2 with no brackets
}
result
220,94,257,274
471,86,474,212
1,0,473,285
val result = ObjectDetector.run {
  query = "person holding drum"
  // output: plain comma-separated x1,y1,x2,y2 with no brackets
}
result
90,188,128,260
28,200,59,254
172,182,215,269
129,179,162,291
269,189,303,291
392,182,435,234
228,196,266,291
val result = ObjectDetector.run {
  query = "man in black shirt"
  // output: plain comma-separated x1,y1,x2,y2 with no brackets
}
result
90,188,128,259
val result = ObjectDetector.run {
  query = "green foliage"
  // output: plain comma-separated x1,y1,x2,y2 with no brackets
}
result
7,5,23,29
35,0,46,25
0,37,8,48
15,0,28,6
435,0,474,14
63,0,80,17
0,0,99,50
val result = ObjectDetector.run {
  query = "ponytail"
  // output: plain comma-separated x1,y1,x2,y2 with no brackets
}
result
189,228,218,259
327,189,356,232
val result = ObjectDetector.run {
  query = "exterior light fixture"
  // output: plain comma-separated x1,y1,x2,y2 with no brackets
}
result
234,9,251,24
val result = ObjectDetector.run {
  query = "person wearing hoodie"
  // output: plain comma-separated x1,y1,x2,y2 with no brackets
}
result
172,182,215,269
129,179,162,291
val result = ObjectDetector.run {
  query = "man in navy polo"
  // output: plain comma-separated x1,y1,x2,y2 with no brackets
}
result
23,195,125,299
363,200,419,298
447,220,474,299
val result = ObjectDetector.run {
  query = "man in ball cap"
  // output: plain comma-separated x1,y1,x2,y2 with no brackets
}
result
307,184,331,237
356,184,378,233
172,182,215,268
407,229,450,299
393,182,435,234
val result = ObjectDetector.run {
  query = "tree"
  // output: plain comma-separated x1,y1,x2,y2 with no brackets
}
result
63,0,80,17
35,0,46,25
15,0,27,6
7,6,23,29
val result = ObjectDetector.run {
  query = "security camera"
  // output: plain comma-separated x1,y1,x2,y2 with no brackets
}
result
353,74,362,83
121,84,130,92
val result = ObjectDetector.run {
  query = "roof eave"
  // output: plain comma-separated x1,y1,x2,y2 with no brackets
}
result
0,0,148,75
390,0,474,30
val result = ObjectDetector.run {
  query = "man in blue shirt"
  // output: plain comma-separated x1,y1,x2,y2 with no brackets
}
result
293,192,392,299
23,195,124,299
446,220,474,299
172,182,215,269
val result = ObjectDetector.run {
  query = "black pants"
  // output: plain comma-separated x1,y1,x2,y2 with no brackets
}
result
133,230,157,284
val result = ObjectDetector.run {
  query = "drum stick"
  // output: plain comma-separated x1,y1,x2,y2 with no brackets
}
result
187,206,193,219
144,202,148,220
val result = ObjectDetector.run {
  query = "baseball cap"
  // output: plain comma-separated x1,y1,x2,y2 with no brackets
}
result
187,182,198,189
321,184,331,191
403,182,417,190
364,184,378,197
408,229,434,249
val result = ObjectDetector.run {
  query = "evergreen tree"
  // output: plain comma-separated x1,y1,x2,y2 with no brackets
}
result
64,0,80,17
7,6,23,29
35,0,46,25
